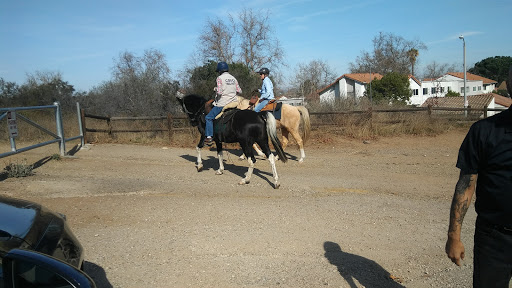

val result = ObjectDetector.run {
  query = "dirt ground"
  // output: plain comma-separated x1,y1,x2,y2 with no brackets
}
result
1,129,487,288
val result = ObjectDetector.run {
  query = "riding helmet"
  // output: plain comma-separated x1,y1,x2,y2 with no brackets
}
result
216,62,229,73
258,68,270,75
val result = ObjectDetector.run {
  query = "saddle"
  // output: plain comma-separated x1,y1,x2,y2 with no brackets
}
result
204,99,239,123
260,100,281,112
248,96,280,111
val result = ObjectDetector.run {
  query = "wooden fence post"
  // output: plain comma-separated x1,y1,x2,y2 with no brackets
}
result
107,117,112,138
167,113,174,142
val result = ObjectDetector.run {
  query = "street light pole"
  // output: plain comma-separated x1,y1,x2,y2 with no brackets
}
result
459,35,467,117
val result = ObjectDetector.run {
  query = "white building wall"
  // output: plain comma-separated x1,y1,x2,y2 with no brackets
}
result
355,82,366,98
408,79,426,106
339,78,347,98
319,86,336,103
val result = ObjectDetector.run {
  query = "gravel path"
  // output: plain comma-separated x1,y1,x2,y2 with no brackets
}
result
1,130,489,287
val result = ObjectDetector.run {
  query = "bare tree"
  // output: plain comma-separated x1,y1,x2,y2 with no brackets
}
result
87,48,177,116
193,8,285,73
237,8,285,71
292,60,336,99
422,61,457,79
198,18,235,63
349,32,427,75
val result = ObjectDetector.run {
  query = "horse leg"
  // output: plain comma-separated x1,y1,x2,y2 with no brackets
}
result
196,146,203,172
267,153,280,189
274,129,290,162
239,157,254,185
216,144,224,175
238,144,265,160
257,141,281,189
289,129,305,163
253,144,265,157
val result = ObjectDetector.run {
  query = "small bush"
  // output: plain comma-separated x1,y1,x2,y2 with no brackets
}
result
4,160,34,178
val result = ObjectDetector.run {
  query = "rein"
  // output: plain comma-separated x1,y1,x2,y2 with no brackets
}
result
182,101,205,121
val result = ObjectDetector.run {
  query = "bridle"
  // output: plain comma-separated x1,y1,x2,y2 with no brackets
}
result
181,100,206,124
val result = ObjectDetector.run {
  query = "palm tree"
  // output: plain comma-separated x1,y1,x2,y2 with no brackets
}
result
407,48,419,76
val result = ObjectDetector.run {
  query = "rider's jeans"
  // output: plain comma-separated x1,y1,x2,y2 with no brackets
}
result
205,106,223,137
254,99,270,112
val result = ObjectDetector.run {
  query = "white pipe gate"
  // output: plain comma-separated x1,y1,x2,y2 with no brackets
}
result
0,102,84,159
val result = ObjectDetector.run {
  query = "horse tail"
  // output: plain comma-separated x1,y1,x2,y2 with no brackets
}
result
265,112,288,163
296,106,311,143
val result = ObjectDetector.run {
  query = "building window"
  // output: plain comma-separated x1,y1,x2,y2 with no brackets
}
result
473,87,476,91
412,89,418,95
423,88,428,94
448,86,452,92
461,87,464,93
431,87,436,94
478,86,481,91
440,87,445,93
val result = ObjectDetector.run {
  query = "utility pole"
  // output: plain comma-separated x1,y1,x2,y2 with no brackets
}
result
459,35,467,117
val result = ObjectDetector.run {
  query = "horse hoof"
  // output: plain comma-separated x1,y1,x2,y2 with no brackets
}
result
196,165,203,172
238,179,247,185
298,158,304,164
274,182,280,189
216,170,223,175
239,155,246,161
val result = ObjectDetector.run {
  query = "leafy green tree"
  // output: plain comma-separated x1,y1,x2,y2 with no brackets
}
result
468,56,512,84
496,89,509,97
187,61,260,99
0,78,20,107
350,32,427,75
14,71,75,109
445,90,460,97
367,72,411,104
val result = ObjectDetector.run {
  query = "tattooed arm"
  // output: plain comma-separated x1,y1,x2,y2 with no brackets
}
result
445,172,477,266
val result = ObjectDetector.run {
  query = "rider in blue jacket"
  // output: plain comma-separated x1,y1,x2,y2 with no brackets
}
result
254,68,274,112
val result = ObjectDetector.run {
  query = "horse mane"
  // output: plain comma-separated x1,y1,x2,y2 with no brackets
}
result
183,94,207,114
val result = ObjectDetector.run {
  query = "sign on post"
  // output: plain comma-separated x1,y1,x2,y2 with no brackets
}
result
7,111,18,138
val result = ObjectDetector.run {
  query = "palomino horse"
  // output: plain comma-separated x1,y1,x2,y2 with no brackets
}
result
176,94,287,189
238,96,311,163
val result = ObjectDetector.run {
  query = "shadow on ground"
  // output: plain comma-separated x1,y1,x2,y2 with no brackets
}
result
324,241,405,288
83,261,113,288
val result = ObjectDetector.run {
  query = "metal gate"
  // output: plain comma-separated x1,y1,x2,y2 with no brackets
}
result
0,102,84,158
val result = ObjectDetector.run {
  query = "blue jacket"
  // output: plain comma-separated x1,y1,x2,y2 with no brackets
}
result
260,77,274,101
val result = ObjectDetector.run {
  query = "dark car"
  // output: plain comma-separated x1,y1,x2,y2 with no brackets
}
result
0,195,95,287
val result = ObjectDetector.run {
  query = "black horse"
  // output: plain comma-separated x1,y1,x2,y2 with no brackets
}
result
176,94,287,189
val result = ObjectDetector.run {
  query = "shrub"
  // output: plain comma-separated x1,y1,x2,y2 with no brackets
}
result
4,160,34,178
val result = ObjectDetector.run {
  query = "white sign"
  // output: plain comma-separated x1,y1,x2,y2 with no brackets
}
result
7,111,18,138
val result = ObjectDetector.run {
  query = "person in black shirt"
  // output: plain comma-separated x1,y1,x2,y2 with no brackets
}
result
446,66,512,288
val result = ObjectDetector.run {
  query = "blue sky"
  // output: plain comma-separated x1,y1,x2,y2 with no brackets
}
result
1,0,511,92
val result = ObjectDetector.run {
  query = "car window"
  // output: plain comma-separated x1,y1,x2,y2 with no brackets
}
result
12,260,74,288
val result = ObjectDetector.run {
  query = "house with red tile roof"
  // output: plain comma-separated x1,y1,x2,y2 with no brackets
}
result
317,73,383,103
421,93,509,117
318,71,499,107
